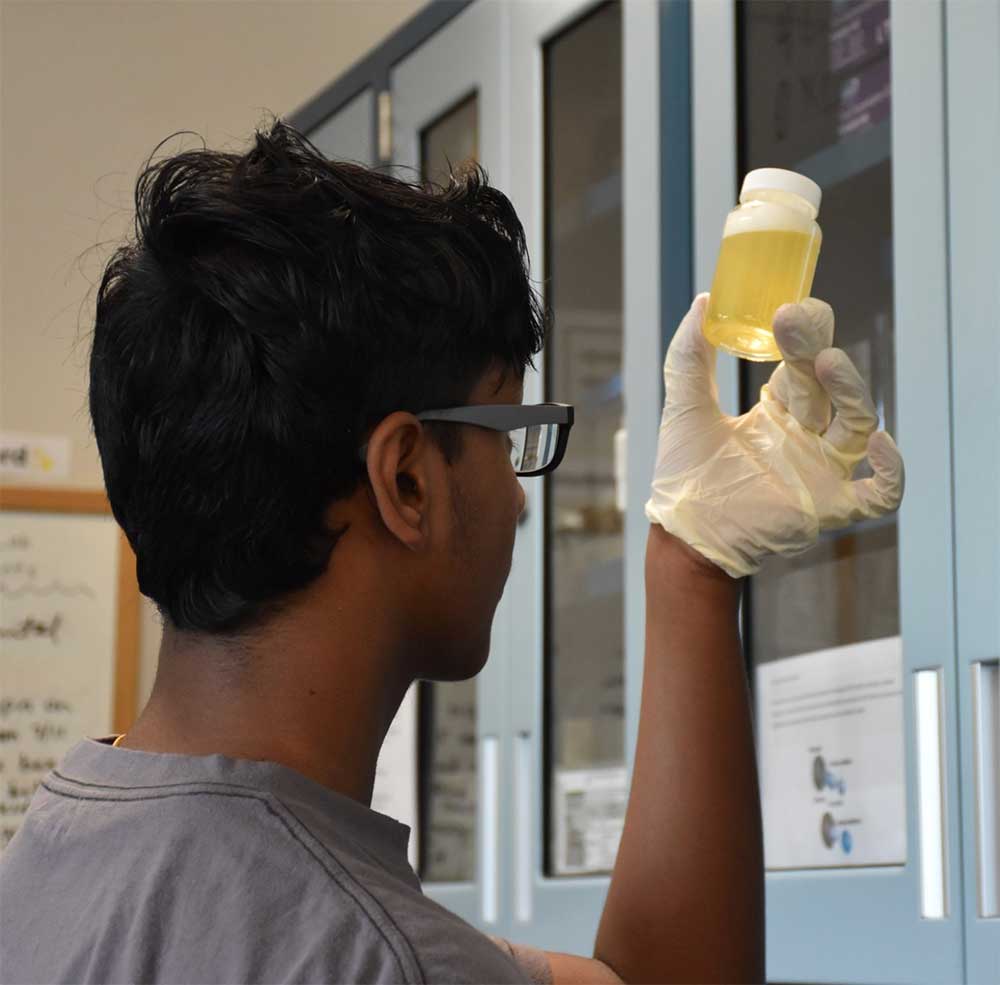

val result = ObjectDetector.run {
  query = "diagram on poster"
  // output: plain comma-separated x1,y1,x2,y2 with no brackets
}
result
756,636,906,869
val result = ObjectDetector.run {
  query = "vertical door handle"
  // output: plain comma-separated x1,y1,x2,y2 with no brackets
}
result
972,660,999,917
480,735,499,923
514,731,533,922
915,669,948,919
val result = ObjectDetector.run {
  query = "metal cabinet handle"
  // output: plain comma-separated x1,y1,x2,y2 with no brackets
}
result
514,731,532,922
480,735,499,923
915,668,948,919
972,660,999,918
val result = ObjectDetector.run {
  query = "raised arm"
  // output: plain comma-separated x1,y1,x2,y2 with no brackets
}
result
590,295,904,984
593,525,756,983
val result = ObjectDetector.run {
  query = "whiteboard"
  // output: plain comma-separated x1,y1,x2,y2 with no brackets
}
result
0,509,123,849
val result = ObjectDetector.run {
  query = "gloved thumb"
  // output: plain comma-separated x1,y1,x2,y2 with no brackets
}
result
663,293,722,419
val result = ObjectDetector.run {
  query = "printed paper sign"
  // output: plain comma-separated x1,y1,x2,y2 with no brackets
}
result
756,636,906,869
553,765,627,875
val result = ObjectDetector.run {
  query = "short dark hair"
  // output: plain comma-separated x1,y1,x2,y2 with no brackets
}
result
88,118,545,636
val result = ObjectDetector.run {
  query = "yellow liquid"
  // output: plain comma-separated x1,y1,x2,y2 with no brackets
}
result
703,228,821,361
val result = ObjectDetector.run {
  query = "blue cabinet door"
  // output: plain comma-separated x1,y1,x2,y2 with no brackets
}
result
692,1,966,981
501,0,667,957
946,2,1000,983
389,0,510,935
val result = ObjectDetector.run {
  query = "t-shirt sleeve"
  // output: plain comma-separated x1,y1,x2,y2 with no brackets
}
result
488,935,554,985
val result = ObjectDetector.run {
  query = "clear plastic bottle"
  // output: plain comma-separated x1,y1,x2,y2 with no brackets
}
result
702,168,823,362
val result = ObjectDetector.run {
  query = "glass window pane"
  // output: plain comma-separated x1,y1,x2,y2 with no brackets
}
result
543,2,624,878
740,0,905,870
421,93,478,185
417,93,479,884
741,0,897,659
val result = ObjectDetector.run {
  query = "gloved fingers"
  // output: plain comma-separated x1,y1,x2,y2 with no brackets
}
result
664,293,722,419
815,347,880,456
766,362,791,409
769,298,835,432
851,431,905,517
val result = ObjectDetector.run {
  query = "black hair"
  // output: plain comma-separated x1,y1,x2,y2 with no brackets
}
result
88,117,545,636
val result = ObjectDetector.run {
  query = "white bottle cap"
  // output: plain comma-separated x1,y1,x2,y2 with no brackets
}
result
740,168,822,214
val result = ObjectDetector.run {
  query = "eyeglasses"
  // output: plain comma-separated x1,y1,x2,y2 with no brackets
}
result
417,402,574,476
359,402,574,477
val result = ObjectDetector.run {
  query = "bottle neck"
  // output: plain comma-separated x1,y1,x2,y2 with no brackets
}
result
739,188,818,219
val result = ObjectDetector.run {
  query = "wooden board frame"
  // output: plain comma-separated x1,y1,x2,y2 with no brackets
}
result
0,486,141,732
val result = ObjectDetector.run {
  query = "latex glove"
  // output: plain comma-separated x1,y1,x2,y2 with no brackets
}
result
645,294,905,578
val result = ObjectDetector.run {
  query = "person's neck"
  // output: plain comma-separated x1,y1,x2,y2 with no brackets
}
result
118,610,414,809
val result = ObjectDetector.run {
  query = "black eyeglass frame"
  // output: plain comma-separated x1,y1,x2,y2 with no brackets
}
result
359,402,575,477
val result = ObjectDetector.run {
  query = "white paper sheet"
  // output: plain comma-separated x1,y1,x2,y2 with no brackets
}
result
0,512,119,849
756,636,906,869
370,683,418,871
553,765,627,875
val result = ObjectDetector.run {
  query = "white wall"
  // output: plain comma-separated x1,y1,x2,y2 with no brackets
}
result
0,0,424,713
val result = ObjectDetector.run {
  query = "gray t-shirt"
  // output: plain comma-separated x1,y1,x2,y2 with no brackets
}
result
0,737,549,984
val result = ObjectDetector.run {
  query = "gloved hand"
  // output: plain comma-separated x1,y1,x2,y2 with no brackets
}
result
645,294,905,578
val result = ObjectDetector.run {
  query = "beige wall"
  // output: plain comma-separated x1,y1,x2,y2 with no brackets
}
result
0,0,424,712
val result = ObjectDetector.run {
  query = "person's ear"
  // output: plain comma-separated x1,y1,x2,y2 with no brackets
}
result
364,412,433,551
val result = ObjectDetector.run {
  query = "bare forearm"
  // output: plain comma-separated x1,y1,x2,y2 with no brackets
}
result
594,525,764,984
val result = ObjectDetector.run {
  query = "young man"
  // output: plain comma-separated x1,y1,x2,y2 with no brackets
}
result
0,121,903,984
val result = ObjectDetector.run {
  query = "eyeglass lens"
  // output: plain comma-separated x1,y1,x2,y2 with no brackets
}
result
509,423,560,474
